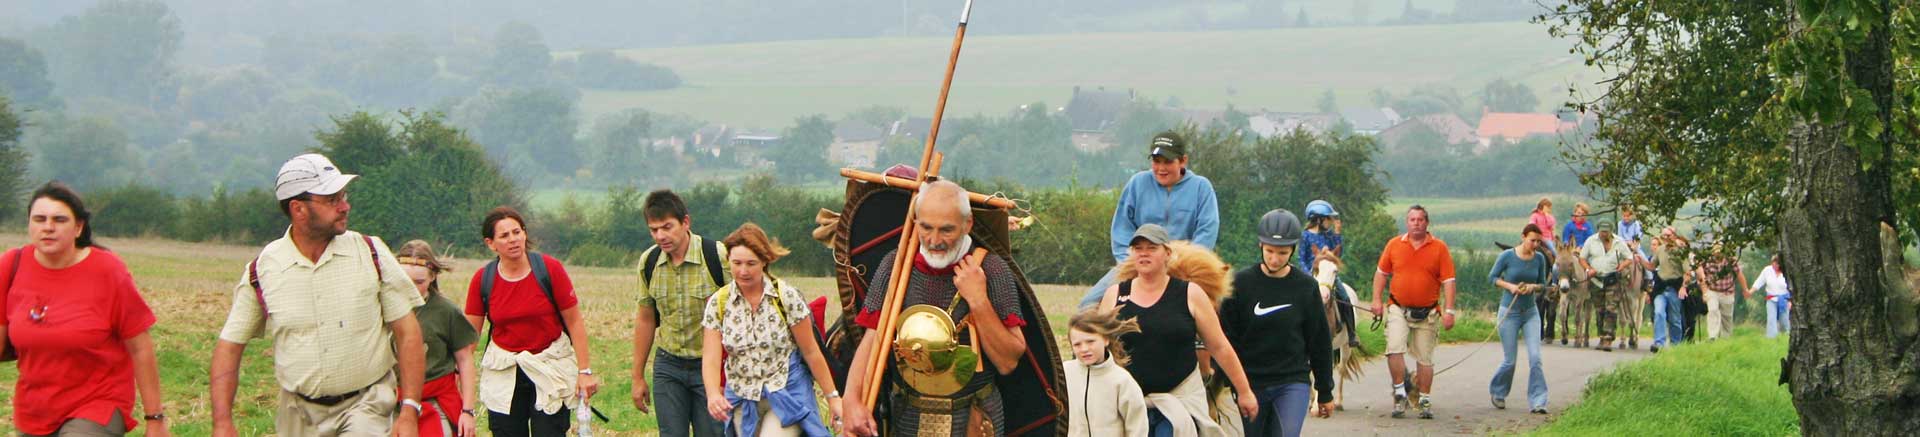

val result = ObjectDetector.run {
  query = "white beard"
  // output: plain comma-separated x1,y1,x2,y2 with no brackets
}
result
919,235,973,269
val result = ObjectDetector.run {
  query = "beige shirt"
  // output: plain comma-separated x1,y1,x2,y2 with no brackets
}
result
1064,357,1148,437
218,230,424,396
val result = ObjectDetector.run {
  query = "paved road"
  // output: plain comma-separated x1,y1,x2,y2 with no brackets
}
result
1300,337,1650,436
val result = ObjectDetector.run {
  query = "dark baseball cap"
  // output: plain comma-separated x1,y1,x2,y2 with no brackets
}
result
1149,131,1187,160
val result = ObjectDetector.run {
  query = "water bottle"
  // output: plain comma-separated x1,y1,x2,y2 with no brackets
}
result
575,393,594,437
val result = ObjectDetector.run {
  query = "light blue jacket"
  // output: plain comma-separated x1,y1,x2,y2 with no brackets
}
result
1109,170,1221,261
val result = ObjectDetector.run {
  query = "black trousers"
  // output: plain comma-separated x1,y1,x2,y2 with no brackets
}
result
488,368,572,436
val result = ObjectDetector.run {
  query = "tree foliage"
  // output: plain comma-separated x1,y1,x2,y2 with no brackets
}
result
35,0,182,105
0,38,59,110
1543,0,1920,432
450,86,582,177
0,97,28,220
770,115,834,182
316,110,523,249
24,114,136,191
560,50,682,91
486,21,553,88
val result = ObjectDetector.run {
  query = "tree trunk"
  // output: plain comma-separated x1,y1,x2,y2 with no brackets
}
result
1779,1,1920,434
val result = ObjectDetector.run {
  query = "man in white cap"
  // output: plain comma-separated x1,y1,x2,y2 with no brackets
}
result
209,153,428,437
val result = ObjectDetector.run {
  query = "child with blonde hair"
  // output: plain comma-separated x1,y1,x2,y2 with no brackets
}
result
1064,308,1149,437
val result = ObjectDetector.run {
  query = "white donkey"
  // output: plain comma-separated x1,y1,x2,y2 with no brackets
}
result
1310,249,1371,412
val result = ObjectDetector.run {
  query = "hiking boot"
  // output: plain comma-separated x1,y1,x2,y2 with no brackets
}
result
1418,397,1434,419
1651,345,1660,354
1492,397,1506,410
1530,407,1549,415
1392,392,1409,418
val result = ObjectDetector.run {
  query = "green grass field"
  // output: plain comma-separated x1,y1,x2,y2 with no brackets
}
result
0,227,1517,435
1530,329,1798,436
578,21,1597,128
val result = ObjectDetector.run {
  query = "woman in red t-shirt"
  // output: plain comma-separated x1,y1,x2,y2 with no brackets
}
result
2,182,168,436
463,206,599,436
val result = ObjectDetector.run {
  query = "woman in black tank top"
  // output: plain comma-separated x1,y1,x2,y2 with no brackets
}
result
1097,229,1262,431
1115,277,1198,393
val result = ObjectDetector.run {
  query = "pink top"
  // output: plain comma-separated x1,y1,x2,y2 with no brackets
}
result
1530,211,1557,239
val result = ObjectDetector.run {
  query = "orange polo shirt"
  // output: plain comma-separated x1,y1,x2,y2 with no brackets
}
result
1376,233,1456,308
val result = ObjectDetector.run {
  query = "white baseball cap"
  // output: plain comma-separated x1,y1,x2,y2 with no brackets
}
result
274,153,358,201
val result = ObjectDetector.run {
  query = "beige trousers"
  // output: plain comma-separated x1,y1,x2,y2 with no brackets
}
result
1705,291,1737,340
276,373,397,437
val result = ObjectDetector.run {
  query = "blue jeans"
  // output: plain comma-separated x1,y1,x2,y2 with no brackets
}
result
1766,295,1791,338
1245,383,1312,437
1146,408,1173,437
1490,305,1548,410
1080,266,1123,309
655,351,725,437
1651,281,1684,347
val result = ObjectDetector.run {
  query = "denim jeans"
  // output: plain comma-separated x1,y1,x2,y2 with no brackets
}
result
1080,266,1122,309
1651,280,1684,347
654,351,724,437
1146,408,1173,437
1490,305,1548,410
1766,296,1792,338
1244,383,1312,437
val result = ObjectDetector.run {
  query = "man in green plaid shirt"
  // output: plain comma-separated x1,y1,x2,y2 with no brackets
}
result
630,189,730,436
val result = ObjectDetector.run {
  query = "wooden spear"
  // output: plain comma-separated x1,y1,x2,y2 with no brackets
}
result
861,0,977,407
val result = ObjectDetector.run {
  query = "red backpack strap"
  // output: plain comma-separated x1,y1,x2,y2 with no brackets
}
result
363,235,384,283
248,257,267,316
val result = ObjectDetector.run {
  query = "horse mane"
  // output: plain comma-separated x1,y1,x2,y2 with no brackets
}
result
1116,240,1234,304
1312,249,1345,278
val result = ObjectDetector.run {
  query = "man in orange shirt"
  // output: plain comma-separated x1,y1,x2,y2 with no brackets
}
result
1369,205,1457,420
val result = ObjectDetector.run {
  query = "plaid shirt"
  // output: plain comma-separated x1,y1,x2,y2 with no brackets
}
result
1702,258,1740,293
636,234,730,359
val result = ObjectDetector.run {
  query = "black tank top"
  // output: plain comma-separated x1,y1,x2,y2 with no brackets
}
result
1116,277,1198,394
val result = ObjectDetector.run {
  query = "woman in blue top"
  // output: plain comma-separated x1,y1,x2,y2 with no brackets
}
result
1488,224,1552,414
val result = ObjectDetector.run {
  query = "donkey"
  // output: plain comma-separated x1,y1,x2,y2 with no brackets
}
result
1555,243,1595,347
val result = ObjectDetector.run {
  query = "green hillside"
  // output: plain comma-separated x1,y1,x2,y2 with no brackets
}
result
577,21,1595,128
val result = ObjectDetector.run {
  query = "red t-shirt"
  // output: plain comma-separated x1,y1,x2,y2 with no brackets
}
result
464,254,578,353
2,248,156,435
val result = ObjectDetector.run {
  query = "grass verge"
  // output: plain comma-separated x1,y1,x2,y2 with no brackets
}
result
1529,328,1797,436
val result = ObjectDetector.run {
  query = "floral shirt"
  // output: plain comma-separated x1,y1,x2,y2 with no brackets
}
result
701,279,812,401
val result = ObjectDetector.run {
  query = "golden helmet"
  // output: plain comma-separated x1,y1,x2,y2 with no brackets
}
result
893,305,978,396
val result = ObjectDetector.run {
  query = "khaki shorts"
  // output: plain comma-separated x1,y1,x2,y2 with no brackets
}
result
1385,304,1440,366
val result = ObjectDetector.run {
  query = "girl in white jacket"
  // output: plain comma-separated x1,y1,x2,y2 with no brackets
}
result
1064,309,1150,437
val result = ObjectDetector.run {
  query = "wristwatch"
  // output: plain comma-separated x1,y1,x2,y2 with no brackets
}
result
1444,309,1458,316
143,412,167,421
462,408,479,417
826,390,842,399
400,399,424,414
579,368,595,376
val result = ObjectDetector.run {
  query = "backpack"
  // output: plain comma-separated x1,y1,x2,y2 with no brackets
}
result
247,235,386,317
640,238,726,291
477,252,566,337
1,246,25,362
711,277,828,349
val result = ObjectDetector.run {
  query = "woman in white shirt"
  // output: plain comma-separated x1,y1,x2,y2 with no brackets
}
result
1748,255,1792,338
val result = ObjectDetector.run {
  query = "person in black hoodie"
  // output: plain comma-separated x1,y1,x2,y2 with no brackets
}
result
1219,209,1336,437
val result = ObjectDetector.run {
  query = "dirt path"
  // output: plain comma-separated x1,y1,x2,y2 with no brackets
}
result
1304,337,1650,435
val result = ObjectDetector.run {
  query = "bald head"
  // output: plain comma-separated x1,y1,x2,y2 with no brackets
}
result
916,180,972,220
